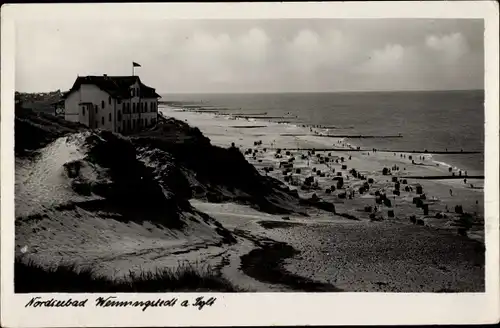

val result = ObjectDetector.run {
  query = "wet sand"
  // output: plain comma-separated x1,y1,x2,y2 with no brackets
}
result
14,105,484,292
163,105,484,292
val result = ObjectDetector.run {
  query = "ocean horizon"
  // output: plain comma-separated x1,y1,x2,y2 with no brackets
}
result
160,89,485,175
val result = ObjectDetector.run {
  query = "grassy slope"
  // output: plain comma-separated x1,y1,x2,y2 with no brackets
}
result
133,118,329,216
15,257,239,293
14,107,331,292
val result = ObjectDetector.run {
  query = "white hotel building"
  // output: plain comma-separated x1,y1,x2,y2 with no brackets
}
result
63,75,161,133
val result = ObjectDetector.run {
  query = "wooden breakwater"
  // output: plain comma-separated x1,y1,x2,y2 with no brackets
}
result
279,134,403,139
403,175,484,180
268,147,481,154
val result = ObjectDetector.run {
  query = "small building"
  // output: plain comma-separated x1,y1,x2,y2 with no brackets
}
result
63,75,161,133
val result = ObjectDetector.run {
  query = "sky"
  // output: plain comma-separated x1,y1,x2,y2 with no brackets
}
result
16,19,484,93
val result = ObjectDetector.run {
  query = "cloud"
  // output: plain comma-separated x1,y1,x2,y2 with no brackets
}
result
284,28,353,75
237,28,270,63
15,20,483,93
358,44,406,74
426,32,469,62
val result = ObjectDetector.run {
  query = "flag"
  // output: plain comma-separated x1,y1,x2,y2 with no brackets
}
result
133,62,141,67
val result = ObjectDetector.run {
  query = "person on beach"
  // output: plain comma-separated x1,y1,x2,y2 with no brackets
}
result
449,189,453,196
464,178,467,184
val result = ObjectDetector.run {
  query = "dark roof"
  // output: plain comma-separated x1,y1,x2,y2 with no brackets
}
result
63,75,161,100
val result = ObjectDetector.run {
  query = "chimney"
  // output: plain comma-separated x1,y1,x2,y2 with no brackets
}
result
103,74,108,78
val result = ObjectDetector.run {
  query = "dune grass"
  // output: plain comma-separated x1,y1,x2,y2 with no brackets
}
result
15,257,239,293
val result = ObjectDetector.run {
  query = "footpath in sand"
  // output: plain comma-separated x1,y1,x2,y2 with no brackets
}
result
160,105,485,292
15,106,484,293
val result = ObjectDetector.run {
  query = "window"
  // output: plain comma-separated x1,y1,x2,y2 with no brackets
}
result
82,106,86,116
101,117,104,125
95,105,98,113
101,101,105,109
109,113,112,122
95,121,98,127
140,103,143,112
131,89,135,97
128,120,131,130
133,103,136,113
117,98,122,104
132,120,134,129
118,110,122,122
108,96,111,105
145,102,148,112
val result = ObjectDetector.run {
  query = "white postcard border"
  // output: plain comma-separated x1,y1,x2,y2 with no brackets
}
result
1,2,499,327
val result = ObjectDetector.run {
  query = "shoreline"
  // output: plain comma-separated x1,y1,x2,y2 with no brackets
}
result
265,147,482,155
14,104,485,292
170,104,484,174
160,104,484,240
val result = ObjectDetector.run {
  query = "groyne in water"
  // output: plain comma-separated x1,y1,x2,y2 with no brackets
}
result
280,134,403,139
404,175,484,180
229,126,268,129
234,115,296,119
270,147,481,154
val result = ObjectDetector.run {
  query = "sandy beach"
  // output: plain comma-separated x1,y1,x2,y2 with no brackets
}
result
14,104,484,293
158,104,485,292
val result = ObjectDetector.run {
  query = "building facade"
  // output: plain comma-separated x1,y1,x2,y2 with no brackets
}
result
63,75,161,133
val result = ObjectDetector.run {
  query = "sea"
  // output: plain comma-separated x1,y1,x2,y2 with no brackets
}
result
161,90,485,175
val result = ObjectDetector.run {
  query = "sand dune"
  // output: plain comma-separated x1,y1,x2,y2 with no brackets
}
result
14,106,484,292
